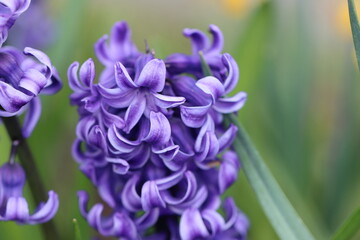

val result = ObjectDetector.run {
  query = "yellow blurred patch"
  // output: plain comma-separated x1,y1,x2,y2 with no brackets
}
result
336,1,360,38
223,0,249,17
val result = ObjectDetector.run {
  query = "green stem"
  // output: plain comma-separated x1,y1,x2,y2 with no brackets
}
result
1,116,60,240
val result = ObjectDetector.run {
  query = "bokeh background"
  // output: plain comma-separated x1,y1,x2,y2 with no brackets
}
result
0,0,359,239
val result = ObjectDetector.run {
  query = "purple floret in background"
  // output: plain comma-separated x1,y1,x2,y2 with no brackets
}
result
0,46,61,137
0,162,59,224
0,0,30,47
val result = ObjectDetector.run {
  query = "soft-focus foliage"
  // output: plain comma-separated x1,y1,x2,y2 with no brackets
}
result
0,0,359,239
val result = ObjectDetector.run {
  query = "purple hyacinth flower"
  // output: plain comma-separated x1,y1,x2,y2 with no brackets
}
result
0,162,59,224
0,0,31,46
69,21,249,239
95,21,140,87
166,24,225,78
180,198,248,240
172,55,247,128
0,46,61,137
98,57,185,133
68,59,101,114
78,190,161,240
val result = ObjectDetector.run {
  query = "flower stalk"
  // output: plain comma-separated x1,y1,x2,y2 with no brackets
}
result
1,116,59,240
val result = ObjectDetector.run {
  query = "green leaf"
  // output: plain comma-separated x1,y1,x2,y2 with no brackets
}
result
199,51,214,76
225,114,315,240
331,205,360,240
349,0,360,71
73,218,82,240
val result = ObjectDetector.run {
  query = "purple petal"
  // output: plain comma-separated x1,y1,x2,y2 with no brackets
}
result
152,144,179,162
222,53,239,94
18,68,47,95
0,81,32,112
78,191,90,218
81,94,100,113
135,208,159,231
219,152,240,193
223,197,238,229
194,116,214,152
78,191,138,239
180,103,211,128
135,59,166,92
94,21,138,65
144,111,171,145
165,53,192,74
75,115,96,141
171,75,211,106
214,92,247,113
154,166,185,190
170,186,208,214
79,58,95,87
23,47,52,79
2,197,29,222
202,210,225,235
97,84,135,109
22,97,41,138
141,181,166,211
94,35,111,65
121,175,142,212
87,125,107,150
67,61,82,92
124,91,146,133
218,124,238,152
162,171,197,205
153,93,185,108
106,157,129,175
183,28,209,55
134,53,155,80
100,105,124,129
208,25,224,55
110,21,137,57
114,61,137,90
0,108,22,117
180,208,209,240
234,211,250,236
195,131,219,162
41,68,62,95
107,124,139,153
28,191,59,224
196,76,225,102
126,144,151,169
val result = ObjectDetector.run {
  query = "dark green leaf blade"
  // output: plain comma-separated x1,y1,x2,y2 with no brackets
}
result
349,0,360,71
331,206,360,240
199,51,214,76
226,114,315,240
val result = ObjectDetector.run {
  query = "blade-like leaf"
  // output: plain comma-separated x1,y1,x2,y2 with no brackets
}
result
349,0,360,71
331,205,360,240
226,113,315,240
73,218,82,240
199,51,213,76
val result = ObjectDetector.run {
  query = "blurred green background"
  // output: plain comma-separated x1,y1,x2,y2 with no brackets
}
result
0,0,359,239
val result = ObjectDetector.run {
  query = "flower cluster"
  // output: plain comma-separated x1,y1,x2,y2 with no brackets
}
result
0,0,60,226
70,21,249,239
